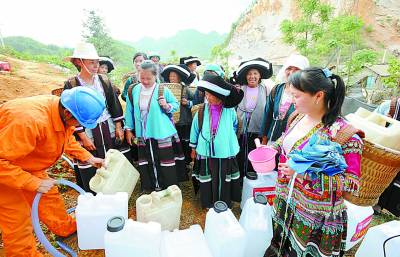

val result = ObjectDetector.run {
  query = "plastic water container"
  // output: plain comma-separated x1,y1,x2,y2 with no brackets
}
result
344,200,374,251
204,201,246,257
136,185,182,231
239,194,273,257
76,192,128,250
346,107,400,151
240,171,277,209
89,149,140,198
356,220,400,257
248,138,278,173
104,217,161,257
160,225,213,257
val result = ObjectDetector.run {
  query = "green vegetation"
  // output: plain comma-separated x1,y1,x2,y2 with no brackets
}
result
0,44,74,70
3,36,71,56
280,0,333,58
81,9,135,67
131,29,226,61
211,44,233,75
382,57,400,88
344,49,379,74
279,0,385,81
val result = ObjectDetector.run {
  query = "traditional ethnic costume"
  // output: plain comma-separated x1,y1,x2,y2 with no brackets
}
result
266,114,364,257
190,74,244,208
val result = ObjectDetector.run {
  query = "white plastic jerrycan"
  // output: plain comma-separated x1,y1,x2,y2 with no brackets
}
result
356,220,400,257
204,201,246,257
160,224,213,257
89,149,140,199
346,107,400,151
104,217,162,257
75,192,128,250
136,185,182,231
240,171,277,209
239,194,273,257
344,200,374,251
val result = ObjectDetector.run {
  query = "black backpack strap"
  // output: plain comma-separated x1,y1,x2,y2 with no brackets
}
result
198,103,205,131
128,84,134,106
98,74,112,91
270,83,279,104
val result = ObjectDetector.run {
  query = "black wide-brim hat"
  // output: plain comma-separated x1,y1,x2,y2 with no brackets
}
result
235,57,272,85
99,56,115,73
161,64,196,85
180,56,201,66
198,73,244,108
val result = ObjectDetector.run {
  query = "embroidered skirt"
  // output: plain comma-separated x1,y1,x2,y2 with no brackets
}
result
137,134,186,191
192,156,241,208
267,175,347,257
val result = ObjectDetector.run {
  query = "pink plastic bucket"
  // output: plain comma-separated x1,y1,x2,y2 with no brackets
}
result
248,139,278,173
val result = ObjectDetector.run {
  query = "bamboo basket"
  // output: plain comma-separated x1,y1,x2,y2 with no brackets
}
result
51,87,64,97
161,83,183,123
344,140,400,206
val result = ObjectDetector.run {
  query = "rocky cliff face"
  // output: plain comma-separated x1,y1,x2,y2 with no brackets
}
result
226,0,400,67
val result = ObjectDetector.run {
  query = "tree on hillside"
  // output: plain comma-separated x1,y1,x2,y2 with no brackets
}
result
279,0,381,83
166,50,180,64
383,57,400,89
280,0,333,57
211,44,232,75
82,9,116,58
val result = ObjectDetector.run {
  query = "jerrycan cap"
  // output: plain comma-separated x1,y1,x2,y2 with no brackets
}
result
246,171,258,180
107,216,125,232
213,201,228,213
254,193,268,205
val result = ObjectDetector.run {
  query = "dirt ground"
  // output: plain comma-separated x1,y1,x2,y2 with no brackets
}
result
0,160,241,257
0,55,69,104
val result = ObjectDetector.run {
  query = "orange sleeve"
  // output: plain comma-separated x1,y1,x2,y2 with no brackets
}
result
64,134,92,162
0,120,42,191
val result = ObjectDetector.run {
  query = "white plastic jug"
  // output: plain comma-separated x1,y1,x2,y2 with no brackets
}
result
240,171,277,209
75,192,128,250
356,220,400,257
160,224,213,257
89,149,140,199
136,185,182,231
104,217,161,257
344,200,374,251
346,107,400,151
204,201,246,257
239,194,273,257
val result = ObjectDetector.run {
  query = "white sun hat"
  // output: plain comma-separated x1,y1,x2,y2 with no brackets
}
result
276,54,310,83
64,42,100,62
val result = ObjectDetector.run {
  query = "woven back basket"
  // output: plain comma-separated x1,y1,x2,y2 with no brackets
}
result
161,83,183,123
344,140,400,206
51,87,64,97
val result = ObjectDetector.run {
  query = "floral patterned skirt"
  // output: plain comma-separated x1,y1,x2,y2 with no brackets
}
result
267,175,347,257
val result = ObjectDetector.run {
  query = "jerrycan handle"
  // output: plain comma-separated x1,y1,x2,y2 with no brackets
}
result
151,185,180,203
151,189,167,204
167,185,181,200
378,113,400,127
97,167,110,178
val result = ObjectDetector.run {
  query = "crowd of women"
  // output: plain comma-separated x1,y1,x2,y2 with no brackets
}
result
63,42,365,257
